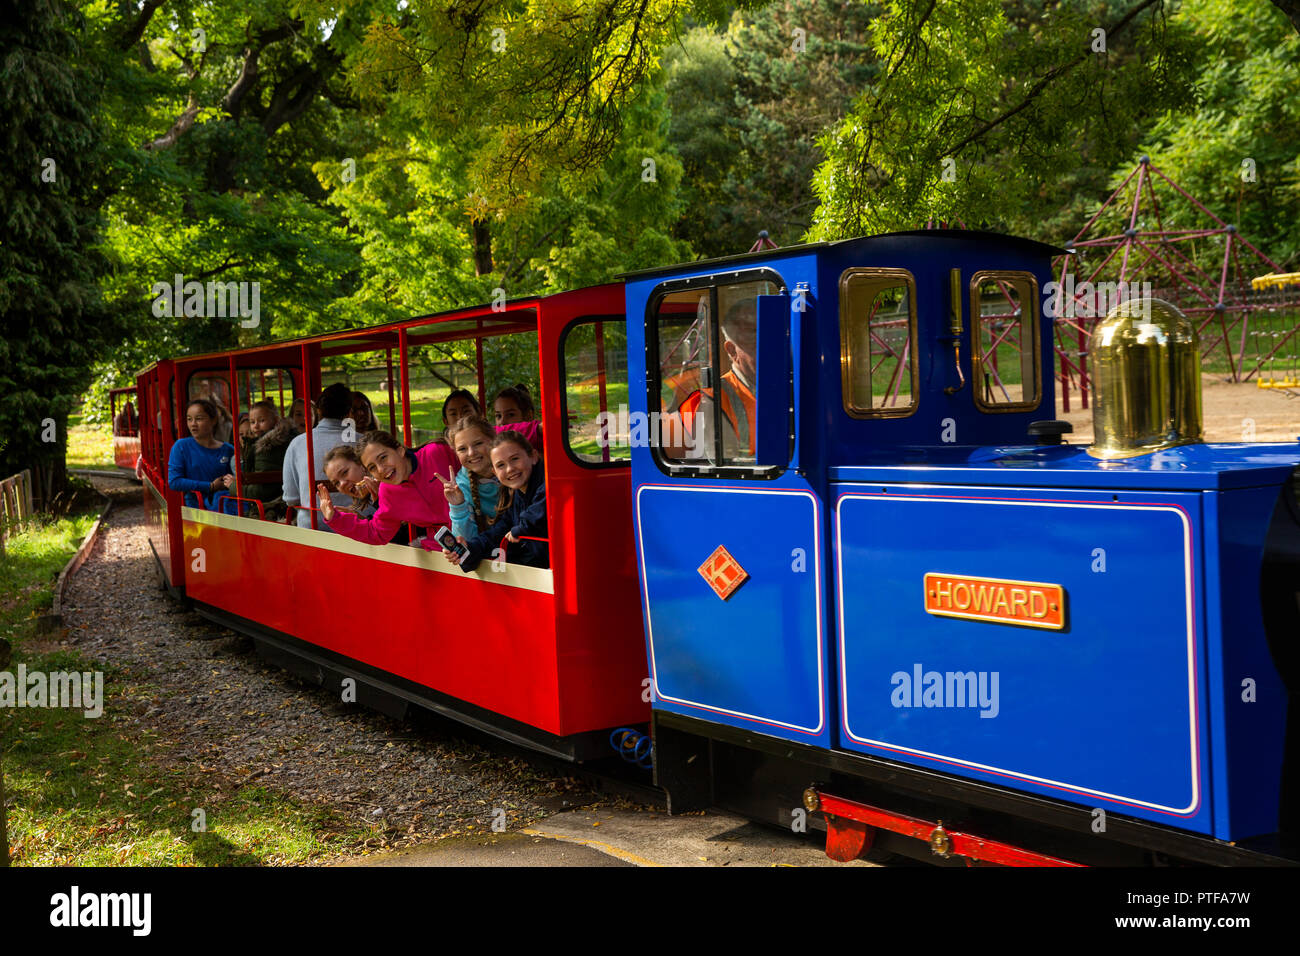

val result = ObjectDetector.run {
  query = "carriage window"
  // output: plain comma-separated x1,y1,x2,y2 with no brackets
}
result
652,276,776,466
839,268,918,418
970,271,1040,412
562,318,630,466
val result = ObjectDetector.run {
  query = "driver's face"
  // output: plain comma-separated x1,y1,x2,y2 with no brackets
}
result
724,335,756,384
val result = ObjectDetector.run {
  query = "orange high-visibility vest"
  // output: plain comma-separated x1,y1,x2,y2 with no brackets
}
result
677,370,756,454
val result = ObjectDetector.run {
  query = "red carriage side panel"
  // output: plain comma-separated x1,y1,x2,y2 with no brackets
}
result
182,511,564,734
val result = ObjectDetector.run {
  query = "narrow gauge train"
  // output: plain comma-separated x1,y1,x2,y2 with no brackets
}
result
109,386,142,472
131,230,1300,866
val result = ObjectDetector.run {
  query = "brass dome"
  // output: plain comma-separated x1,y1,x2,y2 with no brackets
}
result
1088,298,1203,459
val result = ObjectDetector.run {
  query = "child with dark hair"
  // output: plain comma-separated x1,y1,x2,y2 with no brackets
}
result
350,391,377,432
441,389,481,432
442,430,548,571
282,383,360,530
240,399,295,516
168,399,234,510
492,384,536,427
323,445,379,517
316,429,459,549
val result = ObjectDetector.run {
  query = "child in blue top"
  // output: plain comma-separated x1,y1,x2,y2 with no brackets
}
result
168,399,235,510
442,429,548,572
441,416,501,539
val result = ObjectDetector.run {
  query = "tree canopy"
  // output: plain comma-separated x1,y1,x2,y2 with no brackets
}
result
2,0,1298,498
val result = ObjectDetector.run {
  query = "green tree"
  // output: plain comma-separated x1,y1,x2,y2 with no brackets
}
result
807,0,1200,242
666,1,878,258
0,0,115,505
1130,0,1300,269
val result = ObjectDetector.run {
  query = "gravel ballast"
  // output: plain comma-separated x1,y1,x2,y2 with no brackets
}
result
58,480,600,861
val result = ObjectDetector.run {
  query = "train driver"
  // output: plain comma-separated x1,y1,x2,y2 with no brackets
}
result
674,298,757,461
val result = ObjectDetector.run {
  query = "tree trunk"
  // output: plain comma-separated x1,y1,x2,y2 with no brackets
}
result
471,219,494,276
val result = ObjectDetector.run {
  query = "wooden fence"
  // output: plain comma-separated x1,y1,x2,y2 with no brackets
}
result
0,469,35,555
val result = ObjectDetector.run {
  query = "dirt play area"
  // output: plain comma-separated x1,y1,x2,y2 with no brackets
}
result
1057,375,1300,445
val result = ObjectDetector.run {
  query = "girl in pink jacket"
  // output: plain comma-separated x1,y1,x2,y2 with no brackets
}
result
316,431,459,550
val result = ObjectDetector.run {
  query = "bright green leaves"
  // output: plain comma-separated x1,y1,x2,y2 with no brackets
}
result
808,0,1200,243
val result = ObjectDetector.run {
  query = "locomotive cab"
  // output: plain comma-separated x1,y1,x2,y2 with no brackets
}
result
628,231,1300,865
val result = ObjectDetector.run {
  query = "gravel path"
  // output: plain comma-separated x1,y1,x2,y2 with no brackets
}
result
60,478,600,861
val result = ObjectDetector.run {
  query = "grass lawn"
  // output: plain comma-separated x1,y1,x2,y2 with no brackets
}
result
66,410,115,470
1,515,366,865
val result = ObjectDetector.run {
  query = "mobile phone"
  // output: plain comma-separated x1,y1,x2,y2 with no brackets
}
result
433,526,467,557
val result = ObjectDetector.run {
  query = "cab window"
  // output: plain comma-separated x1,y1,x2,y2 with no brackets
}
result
651,276,778,467
970,271,1040,411
839,268,918,418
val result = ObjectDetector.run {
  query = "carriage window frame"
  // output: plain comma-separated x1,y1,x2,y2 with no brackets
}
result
558,314,631,470
645,267,788,481
185,367,300,414
968,270,1041,414
839,267,920,420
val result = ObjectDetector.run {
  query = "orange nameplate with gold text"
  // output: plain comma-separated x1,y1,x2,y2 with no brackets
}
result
923,573,1065,630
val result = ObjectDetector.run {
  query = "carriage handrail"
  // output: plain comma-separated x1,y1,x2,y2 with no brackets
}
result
218,496,266,521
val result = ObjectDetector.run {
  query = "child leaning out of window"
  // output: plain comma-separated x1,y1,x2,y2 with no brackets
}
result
441,430,548,571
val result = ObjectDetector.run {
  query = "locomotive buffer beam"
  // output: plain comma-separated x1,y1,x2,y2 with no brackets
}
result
804,788,1084,867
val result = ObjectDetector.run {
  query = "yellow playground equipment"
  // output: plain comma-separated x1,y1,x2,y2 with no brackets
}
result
1251,273,1300,389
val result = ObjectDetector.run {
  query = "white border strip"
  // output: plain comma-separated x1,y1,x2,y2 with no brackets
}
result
183,506,554,594
834,492,1199,815
636,484,825,735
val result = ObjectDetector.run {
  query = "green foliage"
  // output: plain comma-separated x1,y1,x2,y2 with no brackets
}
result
666,1,878,257
1131,0,1300,268
0,0,115,504
808,0,1200,242
345,0,755,214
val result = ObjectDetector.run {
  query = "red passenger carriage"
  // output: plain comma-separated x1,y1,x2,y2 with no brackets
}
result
134,285,648,759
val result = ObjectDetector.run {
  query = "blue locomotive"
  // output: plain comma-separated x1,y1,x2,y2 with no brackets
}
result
625,229,1299,865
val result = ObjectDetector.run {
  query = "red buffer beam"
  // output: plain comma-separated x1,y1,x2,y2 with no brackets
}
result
805,789,1084,867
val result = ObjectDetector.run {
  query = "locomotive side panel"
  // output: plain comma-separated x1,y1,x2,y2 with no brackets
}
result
638,485,827,742
833,484,1213,835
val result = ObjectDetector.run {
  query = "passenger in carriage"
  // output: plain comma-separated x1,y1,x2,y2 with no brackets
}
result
323,445,379,518
240,400,296,518
350,391,377,433
167,398,234,510
441,416,503,540
323,445,412,545
316,429,460,550
283,383,357,530
492,384,536,428
114,401,138,437
443,386,541,448
288,397,309,434
238,411,252,441
441,389,481,433
442,430,548,572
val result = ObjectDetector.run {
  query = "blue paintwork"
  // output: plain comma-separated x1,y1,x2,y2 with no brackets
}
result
624,231,1300,844
637,485,826,738
834,483,1210,832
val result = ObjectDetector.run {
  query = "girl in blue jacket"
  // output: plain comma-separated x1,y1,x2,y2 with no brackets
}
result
168,399,234,510
442,430,548,572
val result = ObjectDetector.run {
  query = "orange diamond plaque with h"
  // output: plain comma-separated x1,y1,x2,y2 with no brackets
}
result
698,545,749,601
